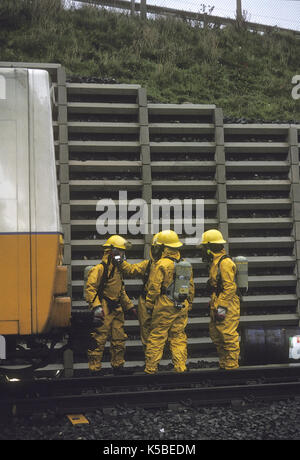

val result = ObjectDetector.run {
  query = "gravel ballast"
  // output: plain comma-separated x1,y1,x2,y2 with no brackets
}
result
1,398,300,440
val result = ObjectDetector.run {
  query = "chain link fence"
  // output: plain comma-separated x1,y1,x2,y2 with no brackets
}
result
72,0,300,31
146,0,300,31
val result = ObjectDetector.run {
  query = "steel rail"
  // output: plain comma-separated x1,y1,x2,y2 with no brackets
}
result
2,381,300,416
2,364,300,394
1,365,300,415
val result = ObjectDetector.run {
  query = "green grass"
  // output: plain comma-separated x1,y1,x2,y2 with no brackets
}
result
0,0,299,121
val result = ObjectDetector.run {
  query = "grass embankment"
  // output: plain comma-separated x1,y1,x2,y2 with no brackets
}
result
0,0,299,121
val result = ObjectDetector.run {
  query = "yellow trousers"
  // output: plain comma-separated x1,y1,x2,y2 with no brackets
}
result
209,308,240,369
137,295,152,349
87,308,127,371
145,304,189,374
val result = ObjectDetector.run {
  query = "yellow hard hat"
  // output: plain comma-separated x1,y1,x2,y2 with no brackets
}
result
198,229,226,246
151,233,160,245
156,230,183,248
103,235,132,250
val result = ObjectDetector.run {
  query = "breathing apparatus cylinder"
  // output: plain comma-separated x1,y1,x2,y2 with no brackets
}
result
234,255,248,293
173,259,193,304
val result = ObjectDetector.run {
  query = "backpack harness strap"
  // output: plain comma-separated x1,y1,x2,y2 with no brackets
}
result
215,255,232,296
214,254,241,299
160,256,181,296
92,261,122,310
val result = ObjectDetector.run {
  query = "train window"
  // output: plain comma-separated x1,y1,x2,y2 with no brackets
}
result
0,75,6,99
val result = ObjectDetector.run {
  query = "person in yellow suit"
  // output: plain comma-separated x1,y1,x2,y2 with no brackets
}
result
144,230,194,374
85,235,137,374
118,233,162,350
198,229,240,370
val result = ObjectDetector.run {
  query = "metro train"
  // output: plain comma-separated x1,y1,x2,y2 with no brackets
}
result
0,68,71,369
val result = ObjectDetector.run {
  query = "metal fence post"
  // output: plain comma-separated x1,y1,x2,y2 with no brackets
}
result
131,0,135,16
140,0,147,20
236,0,243,24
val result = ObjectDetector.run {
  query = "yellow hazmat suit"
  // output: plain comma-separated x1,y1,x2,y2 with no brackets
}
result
144,247,194,374
208,248,240,369
85,249,134,372
121,251,157,348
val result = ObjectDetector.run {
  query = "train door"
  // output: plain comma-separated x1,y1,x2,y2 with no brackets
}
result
27,69,61,334
0,68,32,335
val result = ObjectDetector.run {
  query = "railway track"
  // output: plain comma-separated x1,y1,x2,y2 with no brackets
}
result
1,62,300,440
1,365,300,415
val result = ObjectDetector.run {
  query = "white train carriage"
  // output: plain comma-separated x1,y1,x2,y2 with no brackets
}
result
0,68,71,337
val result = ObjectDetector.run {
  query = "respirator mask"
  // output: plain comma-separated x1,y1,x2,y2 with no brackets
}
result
200,245,213,264
111,248,126,265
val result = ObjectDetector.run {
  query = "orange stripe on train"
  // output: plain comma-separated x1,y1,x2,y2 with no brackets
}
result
0,233,71,336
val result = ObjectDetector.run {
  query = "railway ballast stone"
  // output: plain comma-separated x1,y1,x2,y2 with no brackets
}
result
1,399,300,440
